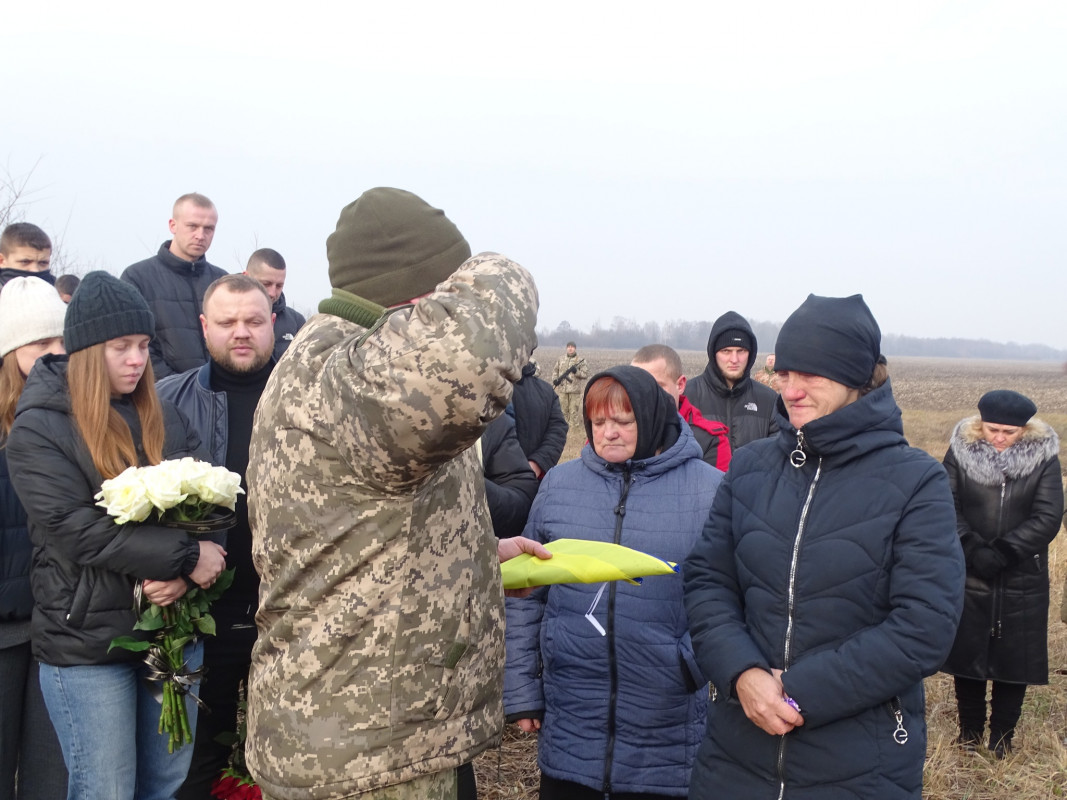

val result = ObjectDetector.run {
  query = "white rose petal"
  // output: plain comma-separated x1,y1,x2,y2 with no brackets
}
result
138,460,187,511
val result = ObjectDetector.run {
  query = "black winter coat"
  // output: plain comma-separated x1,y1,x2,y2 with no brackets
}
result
271,293,306,361
941,417,1063,684
0,447,33,633
510,362,568,475
684,381,965,800
684,311,778,454
121,242,228,378
481,414,538,538
6,356,206,666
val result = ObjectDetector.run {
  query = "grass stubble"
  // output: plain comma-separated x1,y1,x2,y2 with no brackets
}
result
475,351,1067,800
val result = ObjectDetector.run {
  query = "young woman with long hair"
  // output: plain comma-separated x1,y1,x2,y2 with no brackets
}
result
0,277,68,800
5,271,227,800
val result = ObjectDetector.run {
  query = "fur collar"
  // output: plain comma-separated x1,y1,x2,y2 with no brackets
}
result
948,415,1059,486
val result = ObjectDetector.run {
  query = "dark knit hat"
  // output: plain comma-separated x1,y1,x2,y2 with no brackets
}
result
774,294,881,389
64,270,155,354
324,188,471,308
713,328,753,353
978,390,1036,427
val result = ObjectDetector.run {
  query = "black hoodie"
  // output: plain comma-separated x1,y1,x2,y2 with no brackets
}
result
683,311,778,453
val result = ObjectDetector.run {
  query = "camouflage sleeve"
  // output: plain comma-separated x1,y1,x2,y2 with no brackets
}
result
575,358,589,380
325,252,539,490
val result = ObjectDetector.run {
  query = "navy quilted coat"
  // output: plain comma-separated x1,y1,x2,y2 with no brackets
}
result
504,420,722,796
684,381,965,800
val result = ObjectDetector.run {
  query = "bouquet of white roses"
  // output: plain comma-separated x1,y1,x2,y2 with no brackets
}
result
96,457,244,752
95,456,244,525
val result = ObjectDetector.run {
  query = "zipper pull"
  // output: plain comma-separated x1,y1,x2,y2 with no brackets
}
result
790,430,807,468
890,699,908,745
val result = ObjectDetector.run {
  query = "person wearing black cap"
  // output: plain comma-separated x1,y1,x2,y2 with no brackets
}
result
684,294,965,800
505,365,722,799
941,390,1063,758
5,270,227,800
244,189,543,800
683,310,777,461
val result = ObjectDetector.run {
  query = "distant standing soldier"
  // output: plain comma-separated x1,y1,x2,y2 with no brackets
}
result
552,341,588,427
751,353,780,392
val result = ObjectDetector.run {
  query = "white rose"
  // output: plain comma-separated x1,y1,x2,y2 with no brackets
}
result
139,460,187,511
95,467,154,525
188,465,244,511
176,457,214,495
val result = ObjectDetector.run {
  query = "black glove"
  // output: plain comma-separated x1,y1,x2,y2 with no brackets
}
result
970,546,1009,580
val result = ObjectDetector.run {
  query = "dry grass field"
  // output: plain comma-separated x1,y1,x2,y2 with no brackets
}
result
474,349,1067,800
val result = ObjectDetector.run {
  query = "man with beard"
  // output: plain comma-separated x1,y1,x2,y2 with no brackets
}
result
155,274,276,799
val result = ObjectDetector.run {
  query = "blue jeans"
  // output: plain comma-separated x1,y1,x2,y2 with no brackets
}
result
39,641,204,800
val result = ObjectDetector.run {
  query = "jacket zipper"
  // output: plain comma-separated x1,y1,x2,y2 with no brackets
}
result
778,439,822,799
990,480,1006,639
602,466,633,795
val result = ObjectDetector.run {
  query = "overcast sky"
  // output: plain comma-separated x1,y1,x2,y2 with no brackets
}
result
5,2,1065,349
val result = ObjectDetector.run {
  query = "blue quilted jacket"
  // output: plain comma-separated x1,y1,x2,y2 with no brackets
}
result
684,380,965,800
504,420,722,796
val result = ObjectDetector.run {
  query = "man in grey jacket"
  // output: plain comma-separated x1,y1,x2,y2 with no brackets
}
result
155,274,276,799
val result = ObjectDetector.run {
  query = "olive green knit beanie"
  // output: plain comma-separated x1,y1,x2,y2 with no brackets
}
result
324,188,471,309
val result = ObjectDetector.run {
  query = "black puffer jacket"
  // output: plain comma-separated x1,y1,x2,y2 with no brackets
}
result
121,242,228,378
271,293,306,361
684,381,965,799
941,416,1063,685
481,414,538,538
683,312,778,454
511,362,568,475
0,447,33,644
6,355,206,666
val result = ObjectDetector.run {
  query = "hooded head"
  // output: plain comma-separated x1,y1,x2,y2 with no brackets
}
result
583,364,680,462
706,311,758,385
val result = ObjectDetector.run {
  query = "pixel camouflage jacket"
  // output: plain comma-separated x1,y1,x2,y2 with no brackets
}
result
245,253,538,800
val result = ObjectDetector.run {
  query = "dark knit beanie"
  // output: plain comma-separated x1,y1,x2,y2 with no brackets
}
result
978,390,1036,427
323,188,471,309
774,294,880,389
64,270,155,354
713,328,753,353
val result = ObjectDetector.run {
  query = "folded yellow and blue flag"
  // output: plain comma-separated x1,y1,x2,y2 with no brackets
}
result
500,539,679,590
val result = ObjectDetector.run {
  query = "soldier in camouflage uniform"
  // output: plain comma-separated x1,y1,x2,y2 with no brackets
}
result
245,188,539,800
551,341,588,428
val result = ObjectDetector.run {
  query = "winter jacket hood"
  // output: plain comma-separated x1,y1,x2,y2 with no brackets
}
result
583,365,680,461
703,311,758,388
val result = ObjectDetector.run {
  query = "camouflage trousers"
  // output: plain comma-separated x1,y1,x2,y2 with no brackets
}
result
260,770,456,800
558,390,583,427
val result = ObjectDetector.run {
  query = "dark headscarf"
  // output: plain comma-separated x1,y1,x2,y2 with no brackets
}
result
583,365,680,462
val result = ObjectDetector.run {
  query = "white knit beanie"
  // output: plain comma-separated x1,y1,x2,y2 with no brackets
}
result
0,276,68,358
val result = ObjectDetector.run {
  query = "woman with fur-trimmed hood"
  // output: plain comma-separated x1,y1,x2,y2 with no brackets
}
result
942,390,1063,758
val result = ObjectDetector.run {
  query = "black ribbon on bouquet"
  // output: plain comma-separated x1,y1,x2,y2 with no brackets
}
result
143,646,209,711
